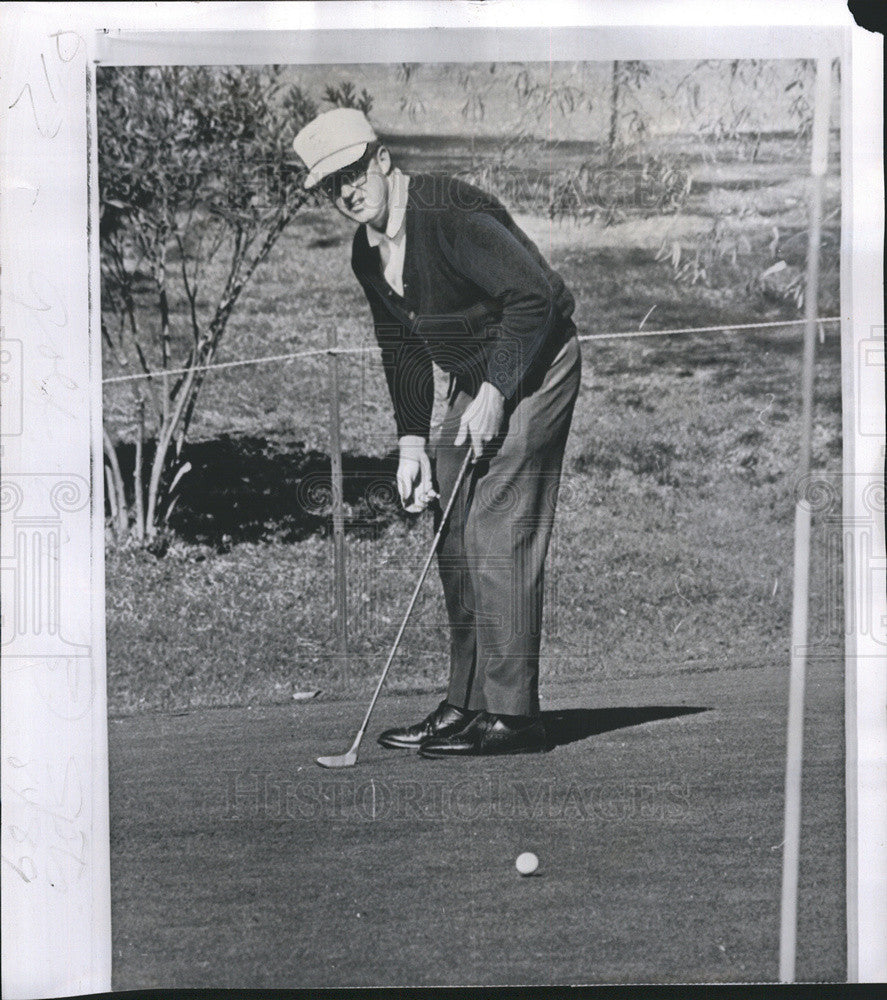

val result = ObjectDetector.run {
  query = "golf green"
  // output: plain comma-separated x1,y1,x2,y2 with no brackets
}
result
109,656,844,986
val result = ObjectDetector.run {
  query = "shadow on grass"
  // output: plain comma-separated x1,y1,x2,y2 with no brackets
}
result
111,434,406,547
542,705,708,747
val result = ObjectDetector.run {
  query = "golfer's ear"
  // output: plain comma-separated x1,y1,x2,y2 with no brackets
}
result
375,145,392,175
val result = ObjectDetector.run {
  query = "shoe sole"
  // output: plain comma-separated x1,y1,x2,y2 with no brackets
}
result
418,743,550,759
379,723,479,751
377,737,425,750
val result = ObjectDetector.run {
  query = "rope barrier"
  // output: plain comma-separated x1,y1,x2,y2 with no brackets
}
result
101,315,841,385
575,316,839,344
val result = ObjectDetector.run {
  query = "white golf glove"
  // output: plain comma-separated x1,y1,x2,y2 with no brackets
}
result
397,435,438,513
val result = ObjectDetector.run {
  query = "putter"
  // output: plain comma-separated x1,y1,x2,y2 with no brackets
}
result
316,450,474,768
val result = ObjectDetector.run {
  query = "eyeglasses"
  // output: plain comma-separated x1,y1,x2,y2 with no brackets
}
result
318,160,371,201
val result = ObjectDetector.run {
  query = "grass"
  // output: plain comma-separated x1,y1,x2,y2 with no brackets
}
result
102,134,843,716
108,659,846,985
101,105,846,989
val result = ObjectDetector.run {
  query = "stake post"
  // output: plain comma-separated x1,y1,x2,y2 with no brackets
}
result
327,328,348,657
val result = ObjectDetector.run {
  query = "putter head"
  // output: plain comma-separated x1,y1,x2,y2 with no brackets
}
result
315,750,358,769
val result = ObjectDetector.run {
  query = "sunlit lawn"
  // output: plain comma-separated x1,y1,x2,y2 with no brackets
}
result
103,135,842,715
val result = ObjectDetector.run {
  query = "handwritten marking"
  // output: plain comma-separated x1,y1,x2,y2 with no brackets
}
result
15,271,69,326
50,30,85,63
8,82,62,139
10,821,38,849
2,853,36,883
38,345,79,390
3,755,86,891
40,53,57,103
29,378,79,419
6,30,83,149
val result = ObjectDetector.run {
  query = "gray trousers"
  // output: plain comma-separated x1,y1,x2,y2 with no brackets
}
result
433,335,581,717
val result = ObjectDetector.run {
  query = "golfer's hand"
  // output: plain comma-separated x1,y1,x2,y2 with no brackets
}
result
397,436,438,513
454,382,506,461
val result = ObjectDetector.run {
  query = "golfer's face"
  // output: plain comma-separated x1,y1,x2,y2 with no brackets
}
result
327,158,388,227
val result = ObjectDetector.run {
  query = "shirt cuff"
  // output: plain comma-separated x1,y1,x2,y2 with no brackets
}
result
398,434,427,450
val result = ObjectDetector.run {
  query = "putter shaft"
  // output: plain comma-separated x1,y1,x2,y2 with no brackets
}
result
315,451,473,768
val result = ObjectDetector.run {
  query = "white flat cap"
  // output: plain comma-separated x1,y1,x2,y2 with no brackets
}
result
293,108,378,189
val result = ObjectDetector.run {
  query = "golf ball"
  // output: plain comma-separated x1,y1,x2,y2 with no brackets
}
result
515,851,539,876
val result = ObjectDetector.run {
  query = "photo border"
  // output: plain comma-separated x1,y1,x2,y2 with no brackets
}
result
1,2,882,993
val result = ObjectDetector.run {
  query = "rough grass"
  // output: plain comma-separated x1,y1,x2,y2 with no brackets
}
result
103,136,843,716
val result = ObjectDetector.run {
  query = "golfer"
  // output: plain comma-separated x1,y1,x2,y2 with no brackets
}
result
294,108,581,757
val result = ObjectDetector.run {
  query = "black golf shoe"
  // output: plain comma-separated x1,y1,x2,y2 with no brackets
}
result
377,700,477,750
418,711,549,758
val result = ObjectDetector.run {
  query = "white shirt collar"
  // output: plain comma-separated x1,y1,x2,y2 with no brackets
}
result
365,168,409,246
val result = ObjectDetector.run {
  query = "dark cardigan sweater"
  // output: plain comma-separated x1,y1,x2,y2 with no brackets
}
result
351,173,576,440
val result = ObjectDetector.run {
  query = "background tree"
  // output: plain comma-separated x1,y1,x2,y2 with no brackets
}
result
321,80,374,116
608,60,652,155
395,63,426,123
99,65,318,544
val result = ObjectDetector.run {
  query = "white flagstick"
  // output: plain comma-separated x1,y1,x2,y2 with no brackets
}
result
779,54,832,983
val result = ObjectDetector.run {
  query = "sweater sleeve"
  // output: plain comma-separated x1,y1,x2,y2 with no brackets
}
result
358,277,434,441
436,211,558,399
